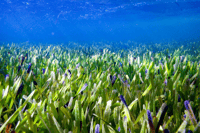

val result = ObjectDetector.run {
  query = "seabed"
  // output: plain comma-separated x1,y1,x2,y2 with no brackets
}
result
0,41,199,133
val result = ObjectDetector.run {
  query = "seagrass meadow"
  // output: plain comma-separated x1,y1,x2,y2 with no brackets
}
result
0,41,200,133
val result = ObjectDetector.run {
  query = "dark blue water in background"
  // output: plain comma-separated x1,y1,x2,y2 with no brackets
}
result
0,0,200,44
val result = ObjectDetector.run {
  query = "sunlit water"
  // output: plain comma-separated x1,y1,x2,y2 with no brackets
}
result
0,0,200,44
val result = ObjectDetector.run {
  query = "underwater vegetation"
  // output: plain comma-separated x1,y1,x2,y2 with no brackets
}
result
0,41,200,133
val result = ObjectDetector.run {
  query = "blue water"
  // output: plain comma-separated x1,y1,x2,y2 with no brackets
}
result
0,0,200,44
